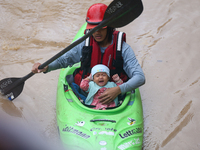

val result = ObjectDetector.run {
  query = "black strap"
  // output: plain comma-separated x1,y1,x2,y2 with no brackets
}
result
113,32,124,68
79,29,92,79
80,46,92,79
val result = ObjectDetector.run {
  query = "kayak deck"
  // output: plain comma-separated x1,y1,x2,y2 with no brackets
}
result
56,62,143,150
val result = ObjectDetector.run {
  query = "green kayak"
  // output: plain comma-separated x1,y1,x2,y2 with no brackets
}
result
56,23,144,150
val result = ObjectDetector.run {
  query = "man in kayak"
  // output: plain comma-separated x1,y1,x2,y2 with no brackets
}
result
32,3,145,105
80,64,123,110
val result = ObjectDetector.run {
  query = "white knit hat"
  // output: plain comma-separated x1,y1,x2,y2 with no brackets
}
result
91,64,110,79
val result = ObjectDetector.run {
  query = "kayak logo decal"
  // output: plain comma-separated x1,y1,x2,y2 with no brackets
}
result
106,1,123,15
90,127,101,131
127,117,136,126
90,127,117,132
75,121,85,126
0,78,12,89
118,138,141,150
99,131,114,136
90,127,117,136
6,92,14,100
99,141,107,146
119,127,142,139
93,131,98,135
62,124,90,139
105,127,117,132
66,99,73,102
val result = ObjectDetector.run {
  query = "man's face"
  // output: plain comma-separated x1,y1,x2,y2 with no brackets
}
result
92,28,107,43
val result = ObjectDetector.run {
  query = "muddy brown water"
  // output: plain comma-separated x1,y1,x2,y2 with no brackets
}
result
0,0,200,149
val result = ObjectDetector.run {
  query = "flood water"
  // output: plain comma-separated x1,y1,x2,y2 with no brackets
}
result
0,0,200,149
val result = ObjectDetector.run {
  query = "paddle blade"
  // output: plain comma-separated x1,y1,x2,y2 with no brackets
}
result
104,0,143,28
0,78,25,101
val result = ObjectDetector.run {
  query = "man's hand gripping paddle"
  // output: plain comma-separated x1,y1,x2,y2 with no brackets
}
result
0,0,143,100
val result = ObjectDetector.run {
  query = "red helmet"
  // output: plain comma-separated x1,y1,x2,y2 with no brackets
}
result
86,3,107,29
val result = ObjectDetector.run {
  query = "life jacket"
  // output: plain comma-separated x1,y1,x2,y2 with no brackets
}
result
74,30,129,85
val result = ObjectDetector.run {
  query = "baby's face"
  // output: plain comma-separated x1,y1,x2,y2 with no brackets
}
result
93,72,109,87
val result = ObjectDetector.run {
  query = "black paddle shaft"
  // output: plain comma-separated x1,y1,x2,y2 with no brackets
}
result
0,0,143,100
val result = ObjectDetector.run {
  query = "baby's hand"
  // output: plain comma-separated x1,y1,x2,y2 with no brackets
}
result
112,74,120,82
86,74,92,81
